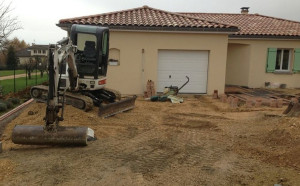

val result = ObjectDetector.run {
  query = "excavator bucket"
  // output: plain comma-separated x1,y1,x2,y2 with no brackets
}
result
99,95,137,118
283,102,300,117
12,125,90,146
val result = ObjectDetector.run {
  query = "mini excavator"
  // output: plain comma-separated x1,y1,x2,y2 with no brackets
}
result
30,25,136,116
11,25,136,145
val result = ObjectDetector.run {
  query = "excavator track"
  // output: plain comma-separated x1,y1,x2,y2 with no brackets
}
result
31,85,93,111
102,87,121,101
31,85,137,117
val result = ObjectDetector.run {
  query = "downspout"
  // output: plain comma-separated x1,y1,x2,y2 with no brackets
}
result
141,48,145,94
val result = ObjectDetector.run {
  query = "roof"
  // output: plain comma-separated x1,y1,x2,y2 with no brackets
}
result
180,13,300,38
58,6,300,39
28,44,49,50
16,48,31,57
58,6,238,32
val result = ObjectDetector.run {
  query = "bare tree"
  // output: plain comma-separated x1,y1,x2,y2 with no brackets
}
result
0,1,22,51
21,57,35,79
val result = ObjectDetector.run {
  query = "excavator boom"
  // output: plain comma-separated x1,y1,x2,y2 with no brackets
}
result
12,40,92,146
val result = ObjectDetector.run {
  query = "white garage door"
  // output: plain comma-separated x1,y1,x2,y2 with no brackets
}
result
157,50,209,93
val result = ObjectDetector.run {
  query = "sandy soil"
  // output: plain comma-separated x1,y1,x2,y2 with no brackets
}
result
0,95,299,185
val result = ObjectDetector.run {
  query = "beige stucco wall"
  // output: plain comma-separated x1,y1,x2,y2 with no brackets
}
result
228,39,300,88
107,31,229,95
226,43,251,86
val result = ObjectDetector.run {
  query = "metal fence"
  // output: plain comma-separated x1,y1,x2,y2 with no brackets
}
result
0,64,48,97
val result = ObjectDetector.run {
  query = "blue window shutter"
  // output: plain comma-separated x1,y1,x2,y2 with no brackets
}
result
293,48,300,72
266,48,277,72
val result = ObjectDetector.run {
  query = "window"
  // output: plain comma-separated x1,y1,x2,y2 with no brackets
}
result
266,48,295,73
275,49,291,71
108,48,120,66
76,33,97,51
34,50,37,53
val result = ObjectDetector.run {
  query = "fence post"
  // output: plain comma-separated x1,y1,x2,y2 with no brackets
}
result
35,61,37,85
25,65,28,87
14,62,16,93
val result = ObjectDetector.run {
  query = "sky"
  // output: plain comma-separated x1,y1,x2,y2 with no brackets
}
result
6,0,300,45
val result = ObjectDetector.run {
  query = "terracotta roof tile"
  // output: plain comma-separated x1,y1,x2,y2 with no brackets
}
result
59,6,300,37
59,6,238,32
181,13,300,37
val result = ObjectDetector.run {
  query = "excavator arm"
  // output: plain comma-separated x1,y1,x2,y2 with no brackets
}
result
44,38,80,128
11,40,93,146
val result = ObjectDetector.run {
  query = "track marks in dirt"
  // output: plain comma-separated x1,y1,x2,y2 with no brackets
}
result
264,128,295,146
0,159,15,182
161,114,220,131
163,120,217,130
232,115,300,172
175,112,230,120
192,95,221,111
3,96,300,185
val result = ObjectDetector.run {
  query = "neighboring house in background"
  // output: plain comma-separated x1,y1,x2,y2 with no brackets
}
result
57,6,300,95
15,48,31,65
16,44,49,65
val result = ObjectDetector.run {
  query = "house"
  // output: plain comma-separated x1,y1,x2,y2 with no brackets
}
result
16,44,49,65
15,48,31,65
57,6,300,95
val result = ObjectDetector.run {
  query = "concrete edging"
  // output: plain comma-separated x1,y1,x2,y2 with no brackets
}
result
0,99,34,135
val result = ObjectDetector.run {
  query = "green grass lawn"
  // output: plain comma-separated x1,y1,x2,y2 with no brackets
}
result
0,70,26,77
0,74,48,95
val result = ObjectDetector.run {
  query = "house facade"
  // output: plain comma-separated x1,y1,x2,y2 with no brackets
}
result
185,11,300,88
16,44,49,65
57,6,300,95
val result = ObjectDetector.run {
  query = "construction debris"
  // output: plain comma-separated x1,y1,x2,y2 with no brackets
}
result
213,90,219,99
149,76,189,104
283,102,300,117
167,95,184,103
222,86,300,111
144,80,156,98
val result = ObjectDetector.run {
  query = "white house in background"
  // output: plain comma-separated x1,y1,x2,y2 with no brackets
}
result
16,44,49,65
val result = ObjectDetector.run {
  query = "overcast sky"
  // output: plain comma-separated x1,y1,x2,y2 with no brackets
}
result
6,0,300,45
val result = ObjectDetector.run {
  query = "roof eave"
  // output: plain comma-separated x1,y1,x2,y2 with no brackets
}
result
57,23,239,33
230,34,300,40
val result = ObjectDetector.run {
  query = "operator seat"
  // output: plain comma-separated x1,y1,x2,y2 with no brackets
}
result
83,41,96,62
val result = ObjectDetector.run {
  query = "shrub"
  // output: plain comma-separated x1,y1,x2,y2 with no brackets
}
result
4,100,13,109
0,102,7,111
7,97,20,104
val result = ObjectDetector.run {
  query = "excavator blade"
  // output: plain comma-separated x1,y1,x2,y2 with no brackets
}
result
283,102,300,117
99,95,137,118
12,125,89,146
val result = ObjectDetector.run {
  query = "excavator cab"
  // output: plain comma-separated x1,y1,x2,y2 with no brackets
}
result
70,25,109,79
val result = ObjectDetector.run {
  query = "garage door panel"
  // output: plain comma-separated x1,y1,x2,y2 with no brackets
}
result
158,50,209,93
159,66,208,72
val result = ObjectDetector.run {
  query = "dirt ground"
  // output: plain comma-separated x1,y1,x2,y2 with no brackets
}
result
0,95,300,185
